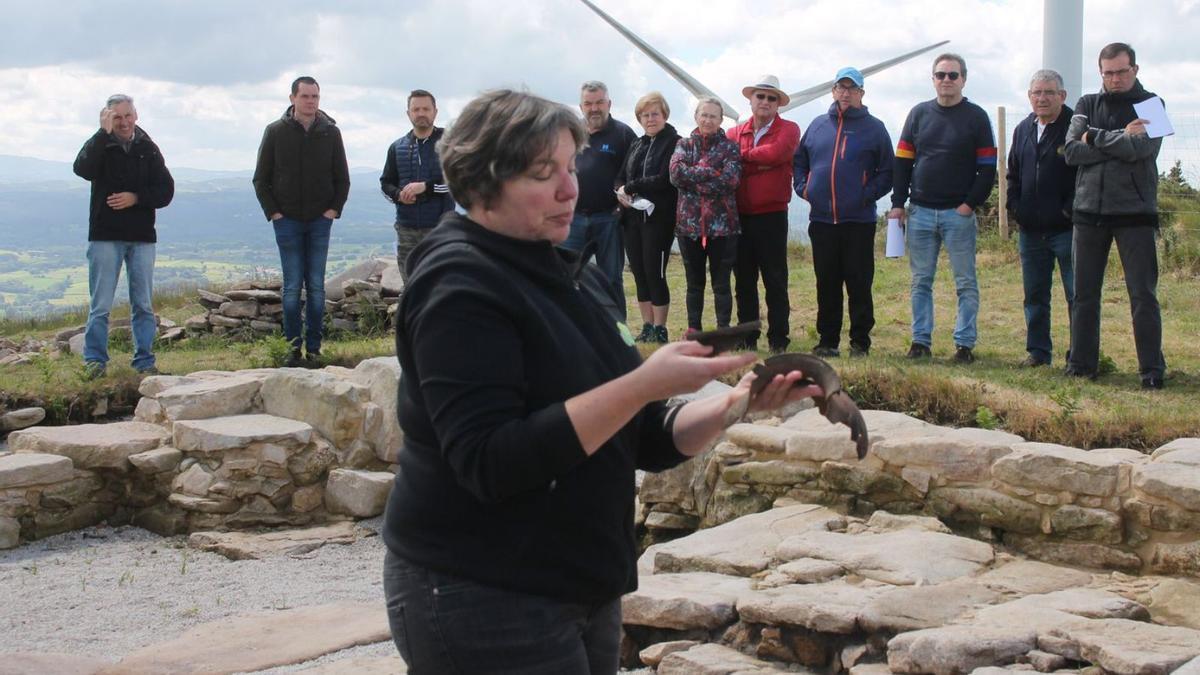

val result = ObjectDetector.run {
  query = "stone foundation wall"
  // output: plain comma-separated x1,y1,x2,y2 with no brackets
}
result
0,357,402,548
641,404,1200,578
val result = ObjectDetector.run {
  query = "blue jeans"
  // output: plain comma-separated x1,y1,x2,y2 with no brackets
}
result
383,552,621,674
273,216,333,354
562,211,626,319
907,205,979,349
1019,229,1074,362
84,241,156,370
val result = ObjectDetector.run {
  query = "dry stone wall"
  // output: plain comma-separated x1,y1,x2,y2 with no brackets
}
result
641,402,1200,580
0,357,402,547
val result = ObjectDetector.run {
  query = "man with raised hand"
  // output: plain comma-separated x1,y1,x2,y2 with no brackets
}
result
1007,69,1076,369
562,80,638,319
73,94,175,380
794,67,894,358
889,53,997,364
728,74,801,353
381,89,455,285
1063,42,1165,389
253,76,350,368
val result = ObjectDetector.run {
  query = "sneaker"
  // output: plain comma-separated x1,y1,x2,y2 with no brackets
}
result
906,343,932,360
1063,365,1097,380
1019,355,1049,368
812,345,840,358
953,346,976,364
634,322,654,343
136,366,162,376
849,343,869,358
83,362,107,380
1142,377,1165,390
652,325,668,344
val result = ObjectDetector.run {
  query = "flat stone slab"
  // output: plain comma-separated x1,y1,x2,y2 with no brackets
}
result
224,289,282,302
872,435,1015,482
297,655,407,674
1134,462,1200,511
138,374,203,398
886,625,1037,674
1043,618,1200,674
0,452,74,488
1151,438,1200,461
657,643,796,674
736,579,886,633
1148,578,1200,630
991,442,1123,497
325,469,394,518
172,414,313,454
187,522,364,560
860,578,1001,632
724,423,799,454
97,602,389,674
126,447,182,474
0,652,110,674
0,407,45,432
776,530,994,585
642,504,845,576
974,588,1150,630
9,422,169,470
623,572,752,630
155,375,262,421
260,370,371,449
974,559,1093,596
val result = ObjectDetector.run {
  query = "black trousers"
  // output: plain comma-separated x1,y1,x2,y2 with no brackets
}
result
735,210,791,350
1069,224,1165,379
808,221,876,350
622,216,674,307
678,234,737,330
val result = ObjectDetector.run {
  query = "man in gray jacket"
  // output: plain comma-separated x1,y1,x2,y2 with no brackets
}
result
1063,42,1165,388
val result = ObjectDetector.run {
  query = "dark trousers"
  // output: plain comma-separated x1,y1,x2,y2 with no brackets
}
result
623,216,674,307
678,234,737,330
383,552,622,675
1069,224,1165,379
1019,229,1074,363
808,221,876,350
735,210,791,350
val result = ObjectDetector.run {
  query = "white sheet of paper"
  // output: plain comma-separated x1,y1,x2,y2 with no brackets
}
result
1133,96,1174,138
885,218,905,258
631,197,655,216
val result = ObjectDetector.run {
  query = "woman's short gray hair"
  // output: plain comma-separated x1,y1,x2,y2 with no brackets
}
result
438,89,587,210
694,96,725,117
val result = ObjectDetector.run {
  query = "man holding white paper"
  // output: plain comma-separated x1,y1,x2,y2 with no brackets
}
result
793,67,893,358
1063,42,1166,389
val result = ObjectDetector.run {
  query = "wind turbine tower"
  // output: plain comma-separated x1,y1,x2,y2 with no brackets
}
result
1044,0,1083,101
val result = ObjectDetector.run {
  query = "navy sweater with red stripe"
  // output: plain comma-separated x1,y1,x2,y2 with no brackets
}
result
892,98,997,210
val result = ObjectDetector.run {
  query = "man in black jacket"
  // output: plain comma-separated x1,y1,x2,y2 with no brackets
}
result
1006,69,1076,368
73,94,174,379
1063,43,1165,388
253,76,350,366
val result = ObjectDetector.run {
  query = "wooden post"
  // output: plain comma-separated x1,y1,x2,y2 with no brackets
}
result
997,105,1009,239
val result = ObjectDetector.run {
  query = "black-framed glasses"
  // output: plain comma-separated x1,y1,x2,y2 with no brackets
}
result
834,83,862,93
754,93,779,102
933,71,961,81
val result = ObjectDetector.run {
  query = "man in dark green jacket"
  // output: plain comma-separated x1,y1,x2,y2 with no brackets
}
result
253,76,350,367
1063,43,1165,388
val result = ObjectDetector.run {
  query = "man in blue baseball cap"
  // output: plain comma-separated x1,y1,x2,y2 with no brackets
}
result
793,67,894,357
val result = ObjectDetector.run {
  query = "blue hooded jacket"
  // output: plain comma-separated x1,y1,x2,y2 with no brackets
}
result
794,103,894,224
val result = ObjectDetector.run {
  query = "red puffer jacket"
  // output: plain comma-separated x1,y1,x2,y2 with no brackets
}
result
726,115,801,215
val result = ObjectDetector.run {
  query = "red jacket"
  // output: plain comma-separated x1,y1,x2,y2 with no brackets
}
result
727,115,801,215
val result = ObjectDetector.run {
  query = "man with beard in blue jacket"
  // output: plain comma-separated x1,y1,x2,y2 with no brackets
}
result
794,67,894,358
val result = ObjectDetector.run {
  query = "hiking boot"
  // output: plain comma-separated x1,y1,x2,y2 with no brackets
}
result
1063,365,1097,380
849,343,869,358
136,366,162,376
1019,354,1049,368
634,322,654,343
953,346,976,364
1142,377,1165,390
83,362,107,381
652,325,668,344
284,349,304,368
906,343,932,360
304,350,323,368
812,345,840,358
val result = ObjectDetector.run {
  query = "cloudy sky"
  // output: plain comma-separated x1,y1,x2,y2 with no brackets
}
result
4,0,1198,174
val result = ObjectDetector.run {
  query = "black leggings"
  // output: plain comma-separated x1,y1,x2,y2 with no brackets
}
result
622,216,674,307
678,234,737,330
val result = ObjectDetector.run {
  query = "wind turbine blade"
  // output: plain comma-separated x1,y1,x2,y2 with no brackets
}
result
577,0,741,121
779,40,951,113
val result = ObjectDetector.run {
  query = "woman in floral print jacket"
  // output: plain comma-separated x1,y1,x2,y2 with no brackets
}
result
669,97,742,334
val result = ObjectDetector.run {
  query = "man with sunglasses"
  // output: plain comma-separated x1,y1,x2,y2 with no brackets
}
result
1063,42,1165,389
728,75,802,352
794,67,894,358
889,53,997,364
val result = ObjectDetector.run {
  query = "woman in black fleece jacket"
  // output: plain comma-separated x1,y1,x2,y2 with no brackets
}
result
381,89,822,675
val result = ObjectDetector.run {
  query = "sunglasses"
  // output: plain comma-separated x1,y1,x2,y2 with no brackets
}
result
933,71,961,81
754,93,779,102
